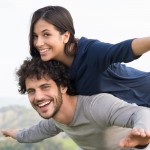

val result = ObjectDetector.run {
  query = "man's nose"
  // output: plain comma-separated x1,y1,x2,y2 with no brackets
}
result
35,90,44,100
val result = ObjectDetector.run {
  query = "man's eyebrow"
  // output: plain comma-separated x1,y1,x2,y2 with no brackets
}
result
26,83,51,91
39,83,51,88
40,83,51,86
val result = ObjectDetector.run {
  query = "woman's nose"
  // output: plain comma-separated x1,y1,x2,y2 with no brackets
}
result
35,37,44,47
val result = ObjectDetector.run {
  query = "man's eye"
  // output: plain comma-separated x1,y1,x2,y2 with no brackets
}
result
44,86,49,89
43,86,50,90
27,90,34,94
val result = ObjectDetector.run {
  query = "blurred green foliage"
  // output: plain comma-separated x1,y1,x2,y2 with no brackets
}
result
0,105,78,150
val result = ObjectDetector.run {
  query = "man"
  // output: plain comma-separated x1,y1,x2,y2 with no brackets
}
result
2,58,150,150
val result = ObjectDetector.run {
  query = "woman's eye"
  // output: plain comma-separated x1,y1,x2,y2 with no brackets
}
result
32,34,38,39
44,33,50,37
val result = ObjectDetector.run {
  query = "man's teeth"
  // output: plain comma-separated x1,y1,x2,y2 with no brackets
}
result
38,101,50,107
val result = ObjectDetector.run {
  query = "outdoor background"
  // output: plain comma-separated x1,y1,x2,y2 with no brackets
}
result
0,0,150,149
0,0,150,107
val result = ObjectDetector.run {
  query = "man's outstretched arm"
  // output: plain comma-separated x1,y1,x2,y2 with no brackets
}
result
1,119,61,143
119,128,150,149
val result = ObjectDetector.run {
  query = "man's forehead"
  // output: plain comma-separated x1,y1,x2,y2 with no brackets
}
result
25,75,52,85
26,75,51,81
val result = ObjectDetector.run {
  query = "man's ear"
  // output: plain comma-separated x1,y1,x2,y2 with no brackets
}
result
63,31,70,44
60,86,68,94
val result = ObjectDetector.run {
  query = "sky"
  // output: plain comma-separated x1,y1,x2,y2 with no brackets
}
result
0,0,150,107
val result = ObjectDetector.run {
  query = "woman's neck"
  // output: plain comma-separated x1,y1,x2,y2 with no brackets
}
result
56,42,77,67
61,56,74,67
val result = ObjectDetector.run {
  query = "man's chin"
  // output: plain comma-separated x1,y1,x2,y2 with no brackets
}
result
38,112,52,119
37,108,58,119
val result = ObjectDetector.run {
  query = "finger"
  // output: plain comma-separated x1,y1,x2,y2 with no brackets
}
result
138,128,146,137
144,130,150,137
131,128,141,136
118,139,126,147
1,130,10,137
132,128,146,137
118,138,130,147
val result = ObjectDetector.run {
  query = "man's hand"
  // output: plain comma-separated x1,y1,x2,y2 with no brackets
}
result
1,129,18,140
119,128,150,148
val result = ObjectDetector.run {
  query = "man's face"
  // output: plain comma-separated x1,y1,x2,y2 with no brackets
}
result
25,76,62,119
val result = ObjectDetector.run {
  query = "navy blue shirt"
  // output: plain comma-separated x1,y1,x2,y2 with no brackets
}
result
70,37,150,107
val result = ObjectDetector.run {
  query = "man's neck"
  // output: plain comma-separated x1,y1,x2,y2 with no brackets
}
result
53,95,77,125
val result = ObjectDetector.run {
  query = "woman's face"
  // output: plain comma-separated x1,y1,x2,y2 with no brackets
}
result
33,19,69,61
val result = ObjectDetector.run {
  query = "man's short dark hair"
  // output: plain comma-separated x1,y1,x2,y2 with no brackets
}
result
17,58,76,95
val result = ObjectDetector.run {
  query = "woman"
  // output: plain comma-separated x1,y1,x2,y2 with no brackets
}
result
29,5,150,107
